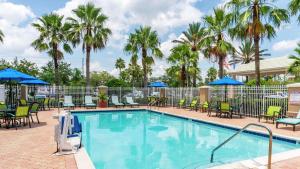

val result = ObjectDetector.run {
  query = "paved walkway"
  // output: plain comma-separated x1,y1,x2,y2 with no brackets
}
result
1,107,300,169
0,109,77,169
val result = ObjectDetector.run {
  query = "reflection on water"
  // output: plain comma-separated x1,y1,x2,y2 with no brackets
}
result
76,111,300,169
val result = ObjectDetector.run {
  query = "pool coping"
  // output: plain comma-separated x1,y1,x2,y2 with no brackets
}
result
72,108,300,169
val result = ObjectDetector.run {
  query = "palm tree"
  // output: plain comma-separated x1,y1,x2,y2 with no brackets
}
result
124,26,163,87
67,3,111,86
288,43,300,80
32,13,72,85
115,58,125,75
173,22,208,51
229,40,270,65
203,8,235,78
0,29,4,43
226,0,289,85
168,44,191,87
173,22,208,86
289,0,300,23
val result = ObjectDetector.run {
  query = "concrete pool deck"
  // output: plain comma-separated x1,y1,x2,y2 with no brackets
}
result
1,106,300,169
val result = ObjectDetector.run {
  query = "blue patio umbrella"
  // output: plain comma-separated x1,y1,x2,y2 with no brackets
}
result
0,68,36,106
0,68,36,81
148,81,168,88
209,76,244,101
208,76,244,86
19,79,49,85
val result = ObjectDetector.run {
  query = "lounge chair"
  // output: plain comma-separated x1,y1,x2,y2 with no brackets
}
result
125,97,139,107
178,99,186,108
63,96,75,109
276,112,300,131
7,106,31,130
258,106,281,124
84,96,97,109
29,102,40,123
111,96,124,107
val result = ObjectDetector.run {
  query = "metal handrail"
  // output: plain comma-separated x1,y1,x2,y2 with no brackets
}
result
210,123,273,169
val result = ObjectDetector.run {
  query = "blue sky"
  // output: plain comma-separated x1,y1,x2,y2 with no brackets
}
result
0,0,299,78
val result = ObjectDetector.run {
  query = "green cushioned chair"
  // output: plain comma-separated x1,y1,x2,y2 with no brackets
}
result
30,102,40,123
8,106,31,130
258,106,281,124
178,99,186,108
218,102,233,118
188,98,199,111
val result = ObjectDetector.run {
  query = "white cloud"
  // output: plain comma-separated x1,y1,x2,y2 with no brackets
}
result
56,0,203,49
0,1,35,25
272,39,300,51
0,1,45,66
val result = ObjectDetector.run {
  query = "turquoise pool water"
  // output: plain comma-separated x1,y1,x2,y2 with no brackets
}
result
74,110,300,169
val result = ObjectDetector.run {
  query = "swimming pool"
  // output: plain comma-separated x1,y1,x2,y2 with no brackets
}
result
74,110,300,169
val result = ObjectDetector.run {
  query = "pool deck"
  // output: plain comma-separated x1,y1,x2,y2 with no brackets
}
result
1,106,300,169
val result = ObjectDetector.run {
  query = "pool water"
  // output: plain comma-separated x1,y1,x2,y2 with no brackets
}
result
74,110,300,169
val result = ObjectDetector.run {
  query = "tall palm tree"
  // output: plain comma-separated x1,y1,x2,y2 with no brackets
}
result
289,0,300,23
124,26,163,87
67,3,111,86
203,8,235,78
0,29,4,43
226,0,289,85
32,13,72,85
173,22,208,86
229,40,270,65
288,43,300,80
115,58,125,75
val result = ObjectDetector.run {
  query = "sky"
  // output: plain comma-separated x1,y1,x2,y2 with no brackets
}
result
0,0,299,78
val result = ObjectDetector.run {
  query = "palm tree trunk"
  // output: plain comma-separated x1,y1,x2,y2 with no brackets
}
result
142,48,148,87
86,45,91,87
253,3,261,86
53,43,60,86
218,55,224,78
181,65,186,87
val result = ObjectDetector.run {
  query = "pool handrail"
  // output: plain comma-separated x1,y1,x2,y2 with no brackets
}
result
210,123,273,169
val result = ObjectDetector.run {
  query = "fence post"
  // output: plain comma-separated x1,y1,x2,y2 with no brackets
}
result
199,86,211,103
286,83,300,117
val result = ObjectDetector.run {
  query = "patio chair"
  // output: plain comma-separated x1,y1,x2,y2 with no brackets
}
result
111,96,124,107
231,103,244,118
187,98,199,111
258,106,281,124
201,101,209,113
19,99,27,106
29,102,40,123
0,104,7,126
276,111,300,131
7,106,31,130
63,96,75,109
207,101,219,117
42,98,50,110
218,102,233,118
125,97,139,107
84,96,96,109
177,98,186,108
